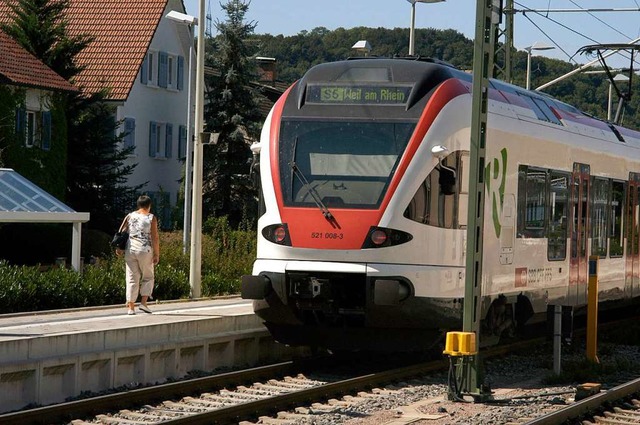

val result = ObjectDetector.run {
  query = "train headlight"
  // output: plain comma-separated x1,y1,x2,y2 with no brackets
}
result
262,223,292,246
370,230,388,246
274,226,287,243
362,226,413,249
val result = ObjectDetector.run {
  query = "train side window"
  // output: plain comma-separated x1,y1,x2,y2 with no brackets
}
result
609,180,625,257
404,151,461,229
548,172,568,260
517,165,547,238
591,177,609,258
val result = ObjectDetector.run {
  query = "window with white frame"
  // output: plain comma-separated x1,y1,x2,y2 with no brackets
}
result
15,109,51,150
149,121,173,159
167,55,174,89
140,50,184,91
141,51,157,86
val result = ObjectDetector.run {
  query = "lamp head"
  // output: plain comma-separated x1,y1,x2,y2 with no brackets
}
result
166,10,198,25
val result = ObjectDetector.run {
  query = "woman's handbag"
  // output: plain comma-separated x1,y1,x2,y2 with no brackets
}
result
111,214,130,250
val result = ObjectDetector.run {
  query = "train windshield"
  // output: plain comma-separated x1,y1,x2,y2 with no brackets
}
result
279,120,416,209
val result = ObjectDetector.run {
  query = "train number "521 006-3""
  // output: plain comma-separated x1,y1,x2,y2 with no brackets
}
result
311,232,344,240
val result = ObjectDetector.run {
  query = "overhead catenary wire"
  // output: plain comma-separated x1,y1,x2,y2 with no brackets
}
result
514,1,640,67
569,0,630,40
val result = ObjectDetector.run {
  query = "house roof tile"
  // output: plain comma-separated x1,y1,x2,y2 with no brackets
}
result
0,30,77,92
0,0,169,101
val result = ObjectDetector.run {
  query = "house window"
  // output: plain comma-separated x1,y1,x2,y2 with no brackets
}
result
167,55,174,89
178,125,187,159
142,51,157,86
16,109,51,150
25,111,36,147
158,51,168,88
149,121,172,158
123,117,136,149
177,56,184,91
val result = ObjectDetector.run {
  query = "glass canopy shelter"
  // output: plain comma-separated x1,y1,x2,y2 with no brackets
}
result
0,168,90,270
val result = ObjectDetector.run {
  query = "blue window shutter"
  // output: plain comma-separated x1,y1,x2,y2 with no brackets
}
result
178,125,187,159
165,123,173,158
149,121,157,157
41,111,51,150
177,56,184,91
158,52,168,88
15,108,25,135
141,54,148,84
124,118,136,148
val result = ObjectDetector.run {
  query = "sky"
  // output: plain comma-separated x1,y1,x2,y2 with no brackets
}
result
182,0,640,68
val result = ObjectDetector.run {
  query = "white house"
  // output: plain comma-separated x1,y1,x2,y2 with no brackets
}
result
0,0,194,228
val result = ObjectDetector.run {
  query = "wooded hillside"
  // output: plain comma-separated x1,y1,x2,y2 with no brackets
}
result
253,26,640,130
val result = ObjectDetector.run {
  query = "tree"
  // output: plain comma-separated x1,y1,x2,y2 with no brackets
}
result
2,0,139,232
1,0,91,80
203,0,262,227
65,93,140,228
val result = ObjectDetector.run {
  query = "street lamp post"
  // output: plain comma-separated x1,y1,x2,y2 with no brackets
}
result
189,0,206,298
525,41,555,90
406,0,445,56
608,73,629,121
166,10,197,254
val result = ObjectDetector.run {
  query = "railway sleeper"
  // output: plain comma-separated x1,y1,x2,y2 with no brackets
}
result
614,407,640,416
603,411,640,423
162,400,211,411
182,396,227,407
120,409,170,419
592,415,638,424
327,398,353,406
310,402,339,412
253,383,297,392
267,378,313,388
257,416,296,424
96,414,146,425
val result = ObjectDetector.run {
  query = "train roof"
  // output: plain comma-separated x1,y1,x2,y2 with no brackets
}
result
292,57,640,145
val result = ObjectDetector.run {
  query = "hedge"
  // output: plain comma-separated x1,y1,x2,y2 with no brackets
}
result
0,218,256,313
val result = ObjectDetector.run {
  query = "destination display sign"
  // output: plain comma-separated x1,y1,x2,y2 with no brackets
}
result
306,84,412,105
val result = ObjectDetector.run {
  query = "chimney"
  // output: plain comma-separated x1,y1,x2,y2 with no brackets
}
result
256,57,277,84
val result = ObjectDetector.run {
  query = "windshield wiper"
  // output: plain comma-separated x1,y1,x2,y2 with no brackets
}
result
289,161,339,228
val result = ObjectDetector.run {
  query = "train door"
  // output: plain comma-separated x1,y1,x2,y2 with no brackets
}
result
569,163,590,305
625,173,640,298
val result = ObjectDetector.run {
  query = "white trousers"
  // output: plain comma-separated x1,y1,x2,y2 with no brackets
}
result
124,251,154,303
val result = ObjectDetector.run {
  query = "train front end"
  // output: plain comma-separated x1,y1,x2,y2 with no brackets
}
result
242,59,471,351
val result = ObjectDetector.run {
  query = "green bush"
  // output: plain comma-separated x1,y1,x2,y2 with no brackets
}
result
0,221,257,313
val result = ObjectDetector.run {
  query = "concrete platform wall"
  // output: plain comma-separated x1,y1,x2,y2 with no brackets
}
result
0,309,306,413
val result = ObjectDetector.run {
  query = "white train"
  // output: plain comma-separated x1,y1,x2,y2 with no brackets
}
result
241,58,640,351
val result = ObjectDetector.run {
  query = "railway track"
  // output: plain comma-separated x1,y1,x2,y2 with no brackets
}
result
522,377,640,425
2,317,637,425
0,338,544,425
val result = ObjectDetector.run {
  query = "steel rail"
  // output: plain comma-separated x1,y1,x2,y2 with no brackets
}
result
0,360,303,425
160,359,451,425
152,338,546,425
524,376,640,425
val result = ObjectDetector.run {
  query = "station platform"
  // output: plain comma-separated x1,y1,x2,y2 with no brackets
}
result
0,298,304,413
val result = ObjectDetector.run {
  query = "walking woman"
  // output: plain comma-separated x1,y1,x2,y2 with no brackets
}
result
116,195,160,315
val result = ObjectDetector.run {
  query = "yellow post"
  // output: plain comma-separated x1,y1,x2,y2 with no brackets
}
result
586,256,599,363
